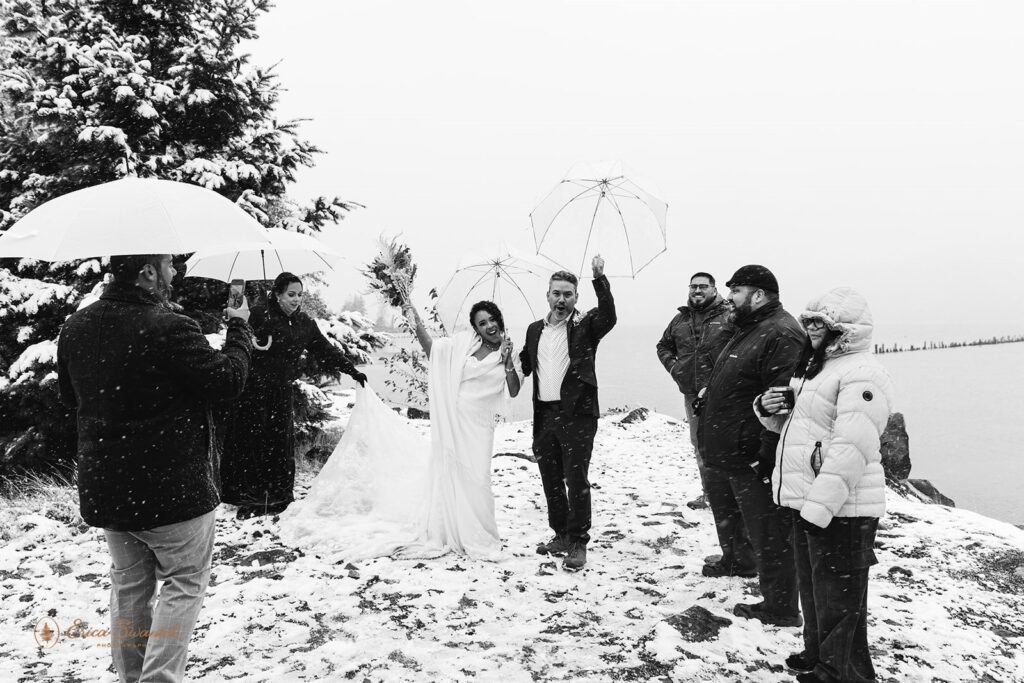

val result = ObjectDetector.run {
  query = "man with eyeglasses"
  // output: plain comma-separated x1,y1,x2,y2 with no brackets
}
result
697,264,805,628
656,272,734,509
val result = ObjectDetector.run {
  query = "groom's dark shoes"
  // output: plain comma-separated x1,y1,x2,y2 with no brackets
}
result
562,542,587,571
537,533,571,556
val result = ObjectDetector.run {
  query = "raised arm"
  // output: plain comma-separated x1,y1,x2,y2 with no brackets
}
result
402,303,434,357
162,315,253,401
588,255,616,341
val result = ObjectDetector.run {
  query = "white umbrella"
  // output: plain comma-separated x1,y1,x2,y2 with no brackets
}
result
183,228,344,282
0,177,271,260
529,160,668,278
435,243,554,334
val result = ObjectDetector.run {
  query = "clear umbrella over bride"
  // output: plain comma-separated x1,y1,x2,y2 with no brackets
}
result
434,243,554,334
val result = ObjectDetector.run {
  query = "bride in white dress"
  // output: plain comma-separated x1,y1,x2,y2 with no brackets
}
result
279,300,521,561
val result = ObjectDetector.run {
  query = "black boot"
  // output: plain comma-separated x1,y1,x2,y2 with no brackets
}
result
562,541,587,571
536,534,571,556
785,652,816,673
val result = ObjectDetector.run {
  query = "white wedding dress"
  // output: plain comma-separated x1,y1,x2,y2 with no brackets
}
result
279,331,515,561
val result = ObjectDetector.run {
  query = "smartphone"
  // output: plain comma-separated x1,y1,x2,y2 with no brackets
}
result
228,279,245,309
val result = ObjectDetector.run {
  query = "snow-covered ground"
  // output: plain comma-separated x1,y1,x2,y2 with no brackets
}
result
3,391,1023,682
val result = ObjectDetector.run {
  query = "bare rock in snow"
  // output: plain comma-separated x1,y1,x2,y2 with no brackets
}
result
663,606,732,642
620,407,650,424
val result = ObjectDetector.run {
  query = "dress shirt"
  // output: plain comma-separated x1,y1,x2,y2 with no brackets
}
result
537,314,570,401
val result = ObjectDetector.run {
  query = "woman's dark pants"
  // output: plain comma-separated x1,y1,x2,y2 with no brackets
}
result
792,512,879,683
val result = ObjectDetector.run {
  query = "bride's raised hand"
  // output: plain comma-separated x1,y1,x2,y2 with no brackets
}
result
500,332,514,366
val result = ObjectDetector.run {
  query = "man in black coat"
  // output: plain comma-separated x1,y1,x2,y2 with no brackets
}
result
520,255,616,571
656,271,734,509
698,265,805,626
58,254,252,682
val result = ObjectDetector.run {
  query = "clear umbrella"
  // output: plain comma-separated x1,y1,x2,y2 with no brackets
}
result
183,228,344,282
435,244,554,334
0,177,271,260
529,160,668,278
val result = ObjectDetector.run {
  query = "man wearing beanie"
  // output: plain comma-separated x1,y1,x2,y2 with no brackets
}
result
698,265,805,626
656,271,735,509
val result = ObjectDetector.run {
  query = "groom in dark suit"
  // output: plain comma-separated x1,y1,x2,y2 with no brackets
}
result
520,255,616,571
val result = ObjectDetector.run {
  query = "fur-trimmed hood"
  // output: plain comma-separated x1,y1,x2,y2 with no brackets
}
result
799,287,874,358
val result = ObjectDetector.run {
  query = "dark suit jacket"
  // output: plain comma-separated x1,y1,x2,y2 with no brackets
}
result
520,275,616,424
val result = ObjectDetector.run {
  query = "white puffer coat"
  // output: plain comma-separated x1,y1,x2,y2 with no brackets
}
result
758,287,895,529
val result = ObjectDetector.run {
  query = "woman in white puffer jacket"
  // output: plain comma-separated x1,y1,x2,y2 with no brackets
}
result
756,287,894,683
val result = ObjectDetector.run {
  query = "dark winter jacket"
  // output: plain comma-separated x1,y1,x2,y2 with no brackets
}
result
656,295,734,396
248,299,358,384
698,300,804,473
57,283,252,531
520,275,616,424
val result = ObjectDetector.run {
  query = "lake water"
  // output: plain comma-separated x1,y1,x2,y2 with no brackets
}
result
365,323,1024,525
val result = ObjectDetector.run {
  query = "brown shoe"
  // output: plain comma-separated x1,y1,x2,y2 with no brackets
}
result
536,534,571,556
562,542,587,571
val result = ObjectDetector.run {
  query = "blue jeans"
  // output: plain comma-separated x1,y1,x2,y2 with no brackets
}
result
103,511,216,683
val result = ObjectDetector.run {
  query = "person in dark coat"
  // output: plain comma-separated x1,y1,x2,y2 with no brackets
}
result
697,264,805,627
220,272,367,519
656,271,734,509
520,255,616,571
57,253,252,683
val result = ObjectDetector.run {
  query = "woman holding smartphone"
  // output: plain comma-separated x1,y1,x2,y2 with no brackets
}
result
755,287,894,683
220,272,367,519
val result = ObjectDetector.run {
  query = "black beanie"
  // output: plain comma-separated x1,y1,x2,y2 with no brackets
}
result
725,265,779,294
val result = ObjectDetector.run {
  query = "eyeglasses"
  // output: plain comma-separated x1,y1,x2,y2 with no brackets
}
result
688,284,711,291
803,318,827,330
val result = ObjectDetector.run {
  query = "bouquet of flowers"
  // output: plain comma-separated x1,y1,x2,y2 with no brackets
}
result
363,236,417,308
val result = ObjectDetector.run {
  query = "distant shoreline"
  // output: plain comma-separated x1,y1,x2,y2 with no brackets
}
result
874,335,1024,355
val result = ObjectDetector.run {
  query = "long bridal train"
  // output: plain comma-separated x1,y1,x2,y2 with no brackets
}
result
280,333,509,561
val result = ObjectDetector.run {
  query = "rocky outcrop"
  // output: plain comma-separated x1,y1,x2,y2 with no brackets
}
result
905,479,956,507
881,412,955,507
880,412,911,481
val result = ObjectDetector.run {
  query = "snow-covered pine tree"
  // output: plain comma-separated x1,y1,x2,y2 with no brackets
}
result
0,0,358,474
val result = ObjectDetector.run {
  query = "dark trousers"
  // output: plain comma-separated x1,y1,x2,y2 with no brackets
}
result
533,402,598,544
792,512,879,683
705,465,798,616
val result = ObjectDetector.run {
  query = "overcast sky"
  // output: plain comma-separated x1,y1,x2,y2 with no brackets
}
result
245,1,1024,334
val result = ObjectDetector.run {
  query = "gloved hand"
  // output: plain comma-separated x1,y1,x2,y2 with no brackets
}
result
352,371,367,387
797,516,827,536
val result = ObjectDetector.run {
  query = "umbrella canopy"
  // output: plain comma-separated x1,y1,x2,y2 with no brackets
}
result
529,160,668,278
0,177,271,260
183,228,344,282
435,244,554,334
